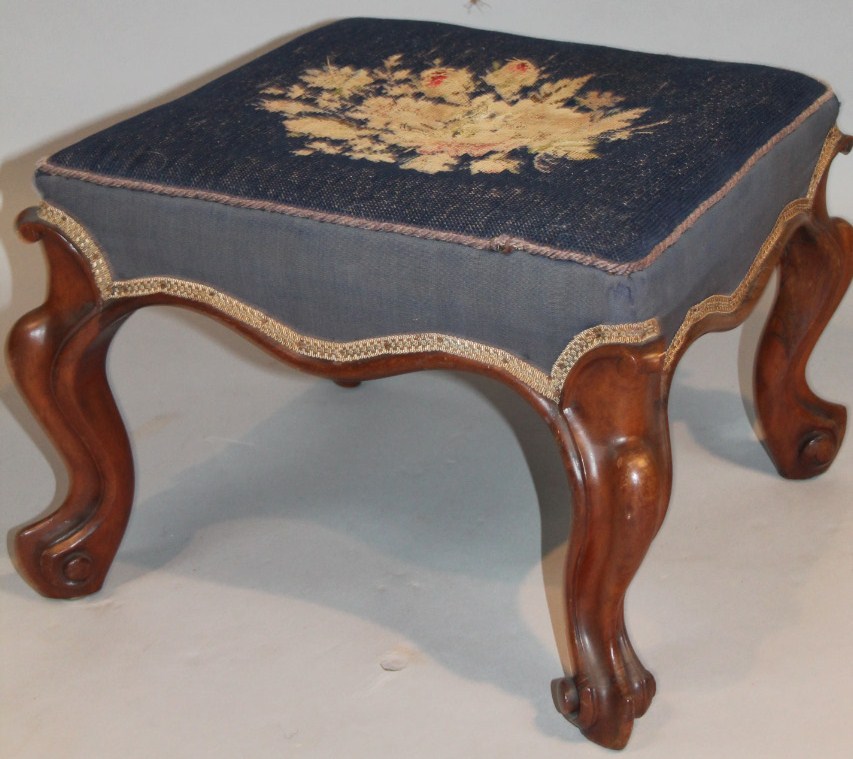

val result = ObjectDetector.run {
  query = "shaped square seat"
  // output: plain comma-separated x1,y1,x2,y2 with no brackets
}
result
8,18,851,751
34,18,839,397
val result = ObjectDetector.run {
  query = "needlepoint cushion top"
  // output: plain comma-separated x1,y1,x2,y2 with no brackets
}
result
37,18,834,270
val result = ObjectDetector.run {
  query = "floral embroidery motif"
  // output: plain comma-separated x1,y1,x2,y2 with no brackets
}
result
258,54,665,174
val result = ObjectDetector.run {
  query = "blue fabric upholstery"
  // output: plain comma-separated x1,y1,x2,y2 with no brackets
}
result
39,18,834,269
34,19,840,373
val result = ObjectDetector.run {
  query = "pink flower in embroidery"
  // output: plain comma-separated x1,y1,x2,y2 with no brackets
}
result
427,72,448,87
417,66,475,104
483,58,540,100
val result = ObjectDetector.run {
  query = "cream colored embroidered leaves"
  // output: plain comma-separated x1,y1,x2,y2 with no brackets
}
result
259,54,664,174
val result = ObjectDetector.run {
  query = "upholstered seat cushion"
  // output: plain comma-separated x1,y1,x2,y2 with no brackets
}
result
35,18,839,383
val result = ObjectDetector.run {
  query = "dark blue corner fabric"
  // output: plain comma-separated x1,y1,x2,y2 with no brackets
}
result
40,18,831,267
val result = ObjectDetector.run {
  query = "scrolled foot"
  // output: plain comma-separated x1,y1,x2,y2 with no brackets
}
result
14,516,121,598
552,634,656,748
553,674,647,750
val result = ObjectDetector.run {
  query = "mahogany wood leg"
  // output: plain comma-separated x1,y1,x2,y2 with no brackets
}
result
755,209,853,479
549,340,671,750
6,213,134,598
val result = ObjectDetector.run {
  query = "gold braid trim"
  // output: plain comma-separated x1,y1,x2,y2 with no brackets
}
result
34,201,658,402
662,125,844,371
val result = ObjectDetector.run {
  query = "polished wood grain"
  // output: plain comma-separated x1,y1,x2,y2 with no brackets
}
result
550,339,671,749
6,137,851,749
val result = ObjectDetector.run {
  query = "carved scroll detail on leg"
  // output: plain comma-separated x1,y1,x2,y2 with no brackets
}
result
550,340,671,750
6,210,134,598
755,199,853,479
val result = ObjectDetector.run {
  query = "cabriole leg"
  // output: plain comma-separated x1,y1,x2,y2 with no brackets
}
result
550,340,672,750
755,186,853,479
6,212,134,598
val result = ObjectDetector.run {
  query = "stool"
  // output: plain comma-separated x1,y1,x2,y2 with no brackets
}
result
7,18,851,750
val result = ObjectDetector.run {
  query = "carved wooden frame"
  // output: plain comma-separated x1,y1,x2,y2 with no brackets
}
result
6,134,851,749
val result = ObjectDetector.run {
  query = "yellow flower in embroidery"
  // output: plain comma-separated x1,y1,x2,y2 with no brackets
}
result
470,155,522,173
576,89,624,111
351,96,460,137
257,55,666,174
401,154,458,173
301,63,373,97
285,116,365,143
483,59,540,100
